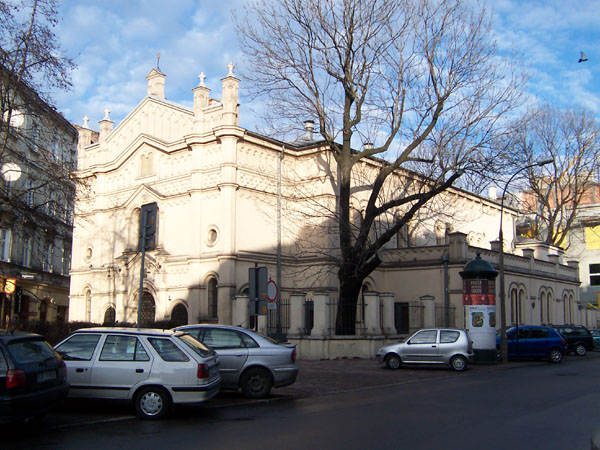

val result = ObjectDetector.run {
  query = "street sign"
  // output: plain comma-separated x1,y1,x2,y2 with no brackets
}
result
267,279,278,310
267,279,278,302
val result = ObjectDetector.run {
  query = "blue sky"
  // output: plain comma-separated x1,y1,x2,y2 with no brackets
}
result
52,0,600,133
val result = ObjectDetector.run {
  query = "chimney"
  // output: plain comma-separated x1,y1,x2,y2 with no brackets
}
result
303,120,314,140
146,68,166,99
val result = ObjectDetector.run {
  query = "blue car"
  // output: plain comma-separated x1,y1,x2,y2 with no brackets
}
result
497,325,567,363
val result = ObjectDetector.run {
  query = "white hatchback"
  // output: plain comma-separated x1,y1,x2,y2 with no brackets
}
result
54,327,221,419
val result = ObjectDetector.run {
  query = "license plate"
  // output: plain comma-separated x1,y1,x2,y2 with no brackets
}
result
37,370,56,383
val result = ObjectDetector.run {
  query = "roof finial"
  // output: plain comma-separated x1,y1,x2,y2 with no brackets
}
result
83,115,89,128
103,108,110,120
227,62,234,77
156,52,161,71
198,72,206,87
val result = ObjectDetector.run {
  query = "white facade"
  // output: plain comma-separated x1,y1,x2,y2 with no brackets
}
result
69,66,586,357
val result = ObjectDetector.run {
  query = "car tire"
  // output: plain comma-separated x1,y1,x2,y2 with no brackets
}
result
575,343,587,356
385,354,401,370
548,348,563,364
135,386,171,420
450,355,467,372
240,367,273,399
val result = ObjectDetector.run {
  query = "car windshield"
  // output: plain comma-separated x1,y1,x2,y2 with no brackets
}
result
177,334,215,358
8,338,57,364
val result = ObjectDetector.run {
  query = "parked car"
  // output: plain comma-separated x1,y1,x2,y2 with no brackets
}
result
54,327,221,419
590,329,600,349
174,324,298,398
497,325,566,363
552,325,594,356
0,331,69,424
375,328,473,372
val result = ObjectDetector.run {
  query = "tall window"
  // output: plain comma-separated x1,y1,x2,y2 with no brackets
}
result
25,179,34,206
208,278,218,319
140,152,154,177
540,292,546,324
85,289,92,322
43,243,53,272
22,237,31,267
62,247,71,275
547,292,553,324
0,229,11,262
590,264,600,286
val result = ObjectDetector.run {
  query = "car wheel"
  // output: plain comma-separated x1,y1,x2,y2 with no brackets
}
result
240,368,273,399
575,343,587,356
548,348,563,363
135,386,171,420
450,355,467,372
385,354,401,370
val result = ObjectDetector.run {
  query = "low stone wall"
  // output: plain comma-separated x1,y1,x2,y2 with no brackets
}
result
289,336,404,360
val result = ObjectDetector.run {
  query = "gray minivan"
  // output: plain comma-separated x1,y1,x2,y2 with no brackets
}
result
376,328,474,371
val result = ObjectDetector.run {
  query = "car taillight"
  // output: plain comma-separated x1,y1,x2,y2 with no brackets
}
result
197,363,209,379
561,339,567,346
6,369,27,388
291,349,296,363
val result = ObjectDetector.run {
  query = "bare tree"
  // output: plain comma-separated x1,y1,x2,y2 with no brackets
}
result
0,0,77,286
235,0,526,333
514,105,600,249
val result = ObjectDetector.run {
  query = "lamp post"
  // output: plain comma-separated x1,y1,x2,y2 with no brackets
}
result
498,158,553,363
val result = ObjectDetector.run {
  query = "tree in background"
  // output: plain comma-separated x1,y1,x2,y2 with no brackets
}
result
235,0,526,334
0,0,77,263
512,105,600,249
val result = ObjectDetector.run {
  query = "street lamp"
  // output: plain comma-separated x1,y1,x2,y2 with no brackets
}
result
498,158,553,363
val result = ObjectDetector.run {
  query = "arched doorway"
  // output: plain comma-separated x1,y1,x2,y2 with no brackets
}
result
140,291,155,327
171,303,188,326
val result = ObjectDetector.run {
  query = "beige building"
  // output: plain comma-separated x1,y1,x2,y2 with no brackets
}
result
1,71,77,326
70,65,589,358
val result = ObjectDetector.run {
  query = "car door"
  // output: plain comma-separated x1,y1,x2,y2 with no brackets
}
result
402,330,440,363
55,333,102,395
201,328,249,387
88,334,153,399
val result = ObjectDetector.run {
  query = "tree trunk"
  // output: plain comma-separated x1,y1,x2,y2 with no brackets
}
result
335,274,363,335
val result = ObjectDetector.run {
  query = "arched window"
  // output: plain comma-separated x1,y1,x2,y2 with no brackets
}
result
85,289,91,322
207,278,218,319
103,306,116,325
540,292,546,324
510,288,517,325
547,292,553,324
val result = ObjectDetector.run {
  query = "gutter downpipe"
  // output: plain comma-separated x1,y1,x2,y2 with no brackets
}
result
442,252,449,327
276,145,285,337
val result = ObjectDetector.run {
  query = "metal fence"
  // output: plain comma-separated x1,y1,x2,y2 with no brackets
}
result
267,296,290,338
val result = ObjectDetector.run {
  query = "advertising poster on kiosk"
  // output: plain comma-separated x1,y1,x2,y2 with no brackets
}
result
463,279,497,350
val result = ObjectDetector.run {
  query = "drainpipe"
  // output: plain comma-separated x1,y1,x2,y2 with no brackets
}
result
276,145,285,337
442,252,449,327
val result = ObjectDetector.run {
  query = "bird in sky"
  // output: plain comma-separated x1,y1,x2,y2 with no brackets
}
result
578,51,588,63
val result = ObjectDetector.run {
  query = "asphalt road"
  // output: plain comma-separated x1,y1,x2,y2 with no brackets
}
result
3,354,600,449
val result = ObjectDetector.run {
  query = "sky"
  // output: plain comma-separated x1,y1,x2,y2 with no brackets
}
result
50,0,600,134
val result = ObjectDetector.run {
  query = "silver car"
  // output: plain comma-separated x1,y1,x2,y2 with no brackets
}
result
376,328,473,372
54,327,221,419
175,324,298,398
